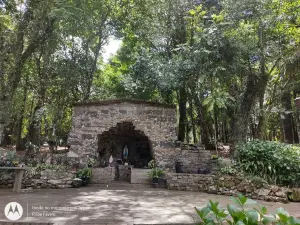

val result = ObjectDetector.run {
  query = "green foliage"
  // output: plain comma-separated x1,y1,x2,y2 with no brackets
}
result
236,140,300,186
76,168,92,180
148,160,156,169
195,194,300,225
220,166,238,176
246,175,268,187
148,167,164,179
211,154,219,160
1,0,300,151
0,151,20,167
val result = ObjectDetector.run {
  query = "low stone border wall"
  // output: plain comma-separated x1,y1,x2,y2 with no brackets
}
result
131,168,151,184
166,173,288,202
90,167,115,184
0,169,75,189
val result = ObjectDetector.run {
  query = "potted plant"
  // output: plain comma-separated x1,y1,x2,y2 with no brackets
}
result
148,167,164,187
75,168,92,185
72,178,83,188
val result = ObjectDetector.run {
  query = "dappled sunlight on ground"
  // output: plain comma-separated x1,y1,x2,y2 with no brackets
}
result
0,187,299,224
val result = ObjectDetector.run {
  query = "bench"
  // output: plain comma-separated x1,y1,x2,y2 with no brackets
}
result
0,167,28,193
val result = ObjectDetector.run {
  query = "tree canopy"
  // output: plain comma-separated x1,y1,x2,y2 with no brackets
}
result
0,0,300,150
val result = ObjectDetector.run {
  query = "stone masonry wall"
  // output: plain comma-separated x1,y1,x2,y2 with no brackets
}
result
131,168,151,184
174,143,212,173
90,167,115,184
0,169,75,189
167,173,288,202
67,100,177,169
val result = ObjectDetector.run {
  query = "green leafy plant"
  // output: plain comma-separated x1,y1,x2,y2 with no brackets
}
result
87,156,96,167
76,168,92,185
0,151,20,167
220,166,238,176
195,194,300,225
246,175,268,187
236,140,300,187
148,167,164,179
211,154,218,160
148,160,156,169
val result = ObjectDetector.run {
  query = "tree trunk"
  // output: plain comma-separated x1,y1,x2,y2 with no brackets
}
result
232,72,257,145
224,120,229,144
281,91,294,144
178,87,187,142
16,84,28,150
293,117,299,143
0,100,10,145
186,123,190,143
195,95,214,149
188,97,197,143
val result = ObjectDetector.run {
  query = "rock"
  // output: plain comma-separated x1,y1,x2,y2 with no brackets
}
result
271,186,279,193
245,185,254,193
237,185,245,192
7,184,12,188
41,183,50,188
33,179,44,185
288,188,300,202
208,186,217,194
7,179,14,184
1,174,14,181
32,174,41,179
258,188,270,196
275,191,286,198
66,180,73,185
21,187,34,193
224,181,235,188
48,179,62,185
51,184,58,189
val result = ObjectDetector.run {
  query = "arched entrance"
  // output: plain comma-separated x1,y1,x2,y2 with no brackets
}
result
97,121,153,168
68,99,177,170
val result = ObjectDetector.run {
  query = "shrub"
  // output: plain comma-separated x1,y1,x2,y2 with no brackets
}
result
148,167,164,178
220,166,238,176
236,140,300,187
211,154,218,160
148,160,156,169
0,151,20,167
76,168,92,185
195,194,300,225
246,175,268,187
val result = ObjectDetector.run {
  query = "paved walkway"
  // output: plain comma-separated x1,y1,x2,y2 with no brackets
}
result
0,187,299,225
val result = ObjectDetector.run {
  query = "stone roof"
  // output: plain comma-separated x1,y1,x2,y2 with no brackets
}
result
74,99,176,109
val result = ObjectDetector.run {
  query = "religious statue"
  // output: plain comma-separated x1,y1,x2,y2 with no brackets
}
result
123,145,128,159
109,155,113,167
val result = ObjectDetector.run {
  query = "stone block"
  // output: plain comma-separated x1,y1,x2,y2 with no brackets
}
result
208,185,218,194
82,134,94,140
48,179,62,185
119,110,127,114
288,188,300,202
258,188,270,196
7,179,14,184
